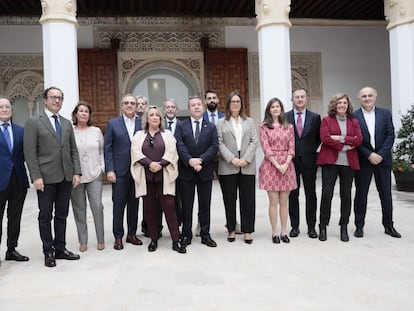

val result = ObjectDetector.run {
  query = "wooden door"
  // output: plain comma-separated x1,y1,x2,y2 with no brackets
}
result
78,49,119,131
204,48,249,115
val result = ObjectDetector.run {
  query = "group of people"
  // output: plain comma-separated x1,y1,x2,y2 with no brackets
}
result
0,85,401,268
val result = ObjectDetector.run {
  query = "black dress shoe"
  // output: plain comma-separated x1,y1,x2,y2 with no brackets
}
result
172,241,186,253
289,227,300,238
272,235,280,244
44,253,56,268
244,239,253,244
55,249,80,260
280,235,290,243
201,236,217,247
227,237,236,242
180,236,192,247
385,226,402,238
354,227,364,238
148,240,158,252
308,228,318,239
126,235,143,245
5,250,29,262
340,225,349,242
114,238,124,250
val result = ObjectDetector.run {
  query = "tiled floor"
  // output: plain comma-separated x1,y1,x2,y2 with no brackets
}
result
0,177,413,310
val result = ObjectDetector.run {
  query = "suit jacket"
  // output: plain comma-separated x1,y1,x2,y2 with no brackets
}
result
0,123,29,191
203,111,224,123
164,118,181,135
316,116,363,170
24,111,81,184
354,107,395,166
216,117,258,175
286,109,321,168
175,118,218,181
104,115,141,177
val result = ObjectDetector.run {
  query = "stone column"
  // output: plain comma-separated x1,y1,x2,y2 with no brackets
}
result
255,0,292,114
39,0,79,119
385,0,414,129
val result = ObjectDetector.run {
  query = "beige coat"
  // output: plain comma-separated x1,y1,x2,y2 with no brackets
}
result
130,130,178,197
216,117,258,175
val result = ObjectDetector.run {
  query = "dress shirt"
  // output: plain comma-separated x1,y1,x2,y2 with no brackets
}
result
44,108,60,132
123,114,136,141
231,116,242,151
191,117,202,139
294,108,306,128
362,107,376,149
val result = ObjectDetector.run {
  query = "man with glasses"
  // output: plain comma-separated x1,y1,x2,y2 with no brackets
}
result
0,96,30,266
136,95,147,118
104,94,143,250
24,87,82,267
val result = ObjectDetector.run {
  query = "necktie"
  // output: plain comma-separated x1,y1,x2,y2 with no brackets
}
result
194,120,200,144
53,115,62,141
168,121,173,131
211,113,216,124
297,112,303,137
2,123,13,152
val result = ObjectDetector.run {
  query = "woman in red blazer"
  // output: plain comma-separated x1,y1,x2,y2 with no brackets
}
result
316,93,362,242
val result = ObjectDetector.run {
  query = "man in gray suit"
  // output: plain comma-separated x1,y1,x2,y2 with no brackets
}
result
24,86,82,267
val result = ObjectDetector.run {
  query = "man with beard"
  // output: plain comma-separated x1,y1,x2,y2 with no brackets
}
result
203,90,224,125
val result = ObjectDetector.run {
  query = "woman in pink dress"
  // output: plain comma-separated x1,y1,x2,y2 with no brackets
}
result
259,98,297,244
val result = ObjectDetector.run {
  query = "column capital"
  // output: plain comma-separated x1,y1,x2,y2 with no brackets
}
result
255,0,292,31
385,0,414,30
39,0,77,25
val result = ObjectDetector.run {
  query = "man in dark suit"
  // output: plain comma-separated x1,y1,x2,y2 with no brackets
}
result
286,88,321,239
24,87,82,267
353,86,401,238
104,94,143,250
175,95,219,247
0,96,30,266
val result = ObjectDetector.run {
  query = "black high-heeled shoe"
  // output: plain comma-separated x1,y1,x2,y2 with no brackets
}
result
280,235,290,243
272,235,280,244
227,237,236,242
148,240,158,252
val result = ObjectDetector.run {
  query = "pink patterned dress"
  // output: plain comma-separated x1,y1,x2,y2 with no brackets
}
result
259,124,297,191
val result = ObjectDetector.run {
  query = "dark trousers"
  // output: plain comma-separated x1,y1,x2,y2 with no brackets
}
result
0,170,27,250
37,180,72,254
289,157,318,230
143,181,179,241
219,173,255,233
319,165,354,226
354,163,393,228
180,176,212,239
112,174,138,239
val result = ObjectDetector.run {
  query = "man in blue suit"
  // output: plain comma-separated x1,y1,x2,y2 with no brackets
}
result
353,86,401,238
104,94,143,250
175,95,219,247
0,96,30,266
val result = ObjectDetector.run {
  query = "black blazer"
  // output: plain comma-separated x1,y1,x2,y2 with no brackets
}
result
286,109,321,168
174,118,218,181
354,107,394,166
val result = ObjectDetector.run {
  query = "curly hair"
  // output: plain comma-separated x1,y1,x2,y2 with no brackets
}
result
327,93,353,117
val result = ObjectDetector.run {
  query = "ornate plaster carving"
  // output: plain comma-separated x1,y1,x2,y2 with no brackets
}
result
255,0,291,30
119,52,204,97
0,54,44,101
248,52,322,102
385,0,414,30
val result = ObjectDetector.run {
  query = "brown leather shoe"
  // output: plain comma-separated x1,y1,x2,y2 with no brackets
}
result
97,243,105,250
113,238,123,250
126,235,143,246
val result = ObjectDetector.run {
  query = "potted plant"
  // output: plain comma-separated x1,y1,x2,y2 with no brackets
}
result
393,104,414,191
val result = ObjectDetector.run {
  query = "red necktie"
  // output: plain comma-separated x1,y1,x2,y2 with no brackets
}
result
297,112,303,137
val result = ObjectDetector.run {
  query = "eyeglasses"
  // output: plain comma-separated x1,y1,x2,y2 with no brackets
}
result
48,96,64,101
123,101,137,106
148,136,154,147
0,105,12,110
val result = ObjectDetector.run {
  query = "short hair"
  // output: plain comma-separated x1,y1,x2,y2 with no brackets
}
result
72,101,93,126
205,89,218,98
43,86,64,99
142,105,165,131
120,94,137,105
225,90,247,120
327,93,354,117
188,95,202,108
358,86,377,98
163,98,177,108
292,87,308,97
136,95,148,104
